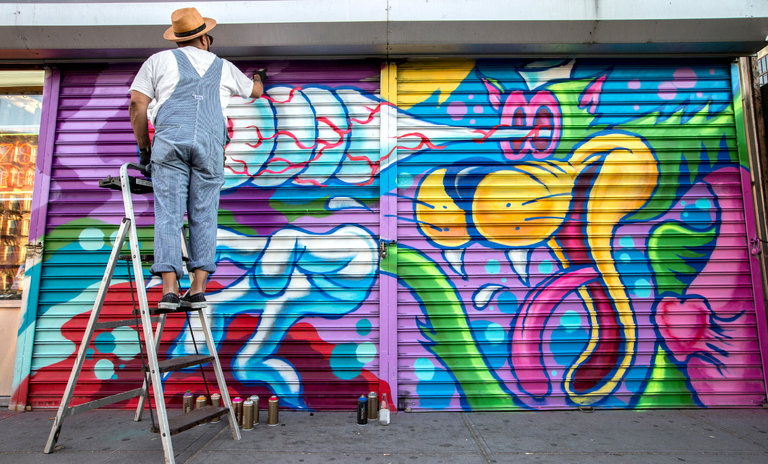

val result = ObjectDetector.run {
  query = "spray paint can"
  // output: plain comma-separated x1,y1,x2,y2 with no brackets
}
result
378,393,391,426
182,390,194,414
242,400,254,430
367,392,378,420
249,395,260,425
356,395,368,425
267,396,279,426
210,393,221,423
233,397,244,427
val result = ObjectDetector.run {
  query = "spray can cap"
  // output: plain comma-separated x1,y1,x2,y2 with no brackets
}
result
233,397,243,402
184,390,192,395
270,395,278,401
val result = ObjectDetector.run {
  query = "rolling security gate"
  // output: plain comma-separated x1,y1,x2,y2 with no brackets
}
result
393,59,767,410
18,57,768,412
24,61,385,410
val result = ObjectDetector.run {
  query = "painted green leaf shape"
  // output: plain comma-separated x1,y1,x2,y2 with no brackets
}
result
648,222,716,296
395,245,517,410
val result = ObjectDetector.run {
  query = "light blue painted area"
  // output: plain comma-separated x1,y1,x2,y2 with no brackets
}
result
397,172,414,189
356,342,376,364
560,310,582,332
619,252,631,262
484,322,505,343
330,343,364,380
416,368,455,409
86,348,94,360
695,198,712,210
619,236,635,248
632,278,652,298
111,327,140,361
414,358,435,381
497,291,519,315
93,358,114,380
79,227,105,251
551,370,557,377
538,260,553,275
485,259,501,274
356,319,372,336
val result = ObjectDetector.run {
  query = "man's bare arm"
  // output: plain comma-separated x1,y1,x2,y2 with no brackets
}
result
250,76,264,99
129,90,152,149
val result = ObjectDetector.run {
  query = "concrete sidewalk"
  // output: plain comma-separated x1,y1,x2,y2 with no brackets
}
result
1,407,767,463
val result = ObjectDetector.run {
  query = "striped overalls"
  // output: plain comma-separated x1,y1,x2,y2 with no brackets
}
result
149,48,227,280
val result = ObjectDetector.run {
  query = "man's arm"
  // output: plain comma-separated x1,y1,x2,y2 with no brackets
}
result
129,90,151,149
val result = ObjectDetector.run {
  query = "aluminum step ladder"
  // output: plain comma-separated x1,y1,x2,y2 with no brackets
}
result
43,162,241,463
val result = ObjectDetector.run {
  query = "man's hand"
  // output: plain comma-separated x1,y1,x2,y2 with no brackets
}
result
250,68,267,98
139,146,151,166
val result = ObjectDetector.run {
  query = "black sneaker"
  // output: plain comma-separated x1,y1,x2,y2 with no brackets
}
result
157,293,180,311
181,292,207,309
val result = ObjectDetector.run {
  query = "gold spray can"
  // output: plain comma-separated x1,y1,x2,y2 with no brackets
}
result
267,396,279,426
242,400,254,430
196,395,208,424
210,393,221,423
233,397,244,427
368,392,378,420
249,395,260,425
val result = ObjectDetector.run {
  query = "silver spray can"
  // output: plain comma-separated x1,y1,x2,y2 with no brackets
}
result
368,392,378,420
249,395,260,425
182,390,194,414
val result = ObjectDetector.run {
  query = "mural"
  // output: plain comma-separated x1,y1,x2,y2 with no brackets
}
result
17,59,766,411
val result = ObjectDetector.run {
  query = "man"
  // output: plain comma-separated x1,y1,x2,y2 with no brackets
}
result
129,7,264,310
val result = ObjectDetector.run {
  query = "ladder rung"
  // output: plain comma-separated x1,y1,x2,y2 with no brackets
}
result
149,305,198,316
94,316,161,330
65,388,144,418
156,354,214,373
153,406,228,435
118,254,189,263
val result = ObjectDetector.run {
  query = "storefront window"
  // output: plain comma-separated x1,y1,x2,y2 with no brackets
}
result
1,74,44,301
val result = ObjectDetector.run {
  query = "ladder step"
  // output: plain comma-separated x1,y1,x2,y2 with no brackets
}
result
94,316,161,330
149,305,198,316
153,406,228,435
98,174,153,194
65,388,144,418
156,354,214,373
118,253,189,263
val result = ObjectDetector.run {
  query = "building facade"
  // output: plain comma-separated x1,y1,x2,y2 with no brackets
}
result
2,1,768,412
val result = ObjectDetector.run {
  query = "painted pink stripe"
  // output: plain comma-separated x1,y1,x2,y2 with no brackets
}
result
511,266,600,397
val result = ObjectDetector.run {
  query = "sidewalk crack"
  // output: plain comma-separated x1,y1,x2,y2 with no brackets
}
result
462,413,493,464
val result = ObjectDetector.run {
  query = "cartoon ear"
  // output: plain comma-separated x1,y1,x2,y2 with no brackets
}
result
481,78,503,112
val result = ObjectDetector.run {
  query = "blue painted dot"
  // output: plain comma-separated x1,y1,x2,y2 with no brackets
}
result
506,203,511,208
695,198,711,210
414,358,435,380
515,227,520,231
111,374,118,380
443,205,448,209
86,348,94,360
632,278,652,298
485,259,501,274
619,252,631,262
417,368,455,409
111,327,140,361
619,236,635,248
560,310,582,331
94,359,115,380
484,322,506,343
356,319,372,336
330,343,364,380
501,277,507,283
551,370,557,377
681,200,687,206
356,342,376,364
119,364,125,369
538,260,553,274
498,291,518,314
94,332,116,354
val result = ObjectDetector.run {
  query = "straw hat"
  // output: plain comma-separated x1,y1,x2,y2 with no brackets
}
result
163,7,216,42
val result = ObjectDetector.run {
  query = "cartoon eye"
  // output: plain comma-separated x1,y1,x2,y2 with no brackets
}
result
415,169,470,248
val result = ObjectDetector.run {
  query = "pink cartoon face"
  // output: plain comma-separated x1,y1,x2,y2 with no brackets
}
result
484,81,562,161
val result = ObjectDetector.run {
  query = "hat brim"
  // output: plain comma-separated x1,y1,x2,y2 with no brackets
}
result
163,17,217,42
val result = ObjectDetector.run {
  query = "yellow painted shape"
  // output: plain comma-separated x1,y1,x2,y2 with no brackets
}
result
566,133,658,405
472,162,575,248
415,169,470,248
397,59,475,110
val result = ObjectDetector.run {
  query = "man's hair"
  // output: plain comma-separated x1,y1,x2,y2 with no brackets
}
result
176,37,202,48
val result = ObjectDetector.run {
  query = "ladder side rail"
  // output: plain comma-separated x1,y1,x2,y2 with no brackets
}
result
134,313,167,422
120,163,176,464
43,218,132,453
196,307,241,441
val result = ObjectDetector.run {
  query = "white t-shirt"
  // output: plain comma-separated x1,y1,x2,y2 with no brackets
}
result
130,47,253,124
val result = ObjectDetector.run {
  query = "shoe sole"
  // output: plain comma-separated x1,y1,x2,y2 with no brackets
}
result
157,302,180,310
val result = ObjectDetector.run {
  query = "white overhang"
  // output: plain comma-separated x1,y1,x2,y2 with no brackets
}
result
0,0,767,63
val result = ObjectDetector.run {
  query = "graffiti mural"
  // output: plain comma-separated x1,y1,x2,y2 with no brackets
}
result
18,59,765,411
